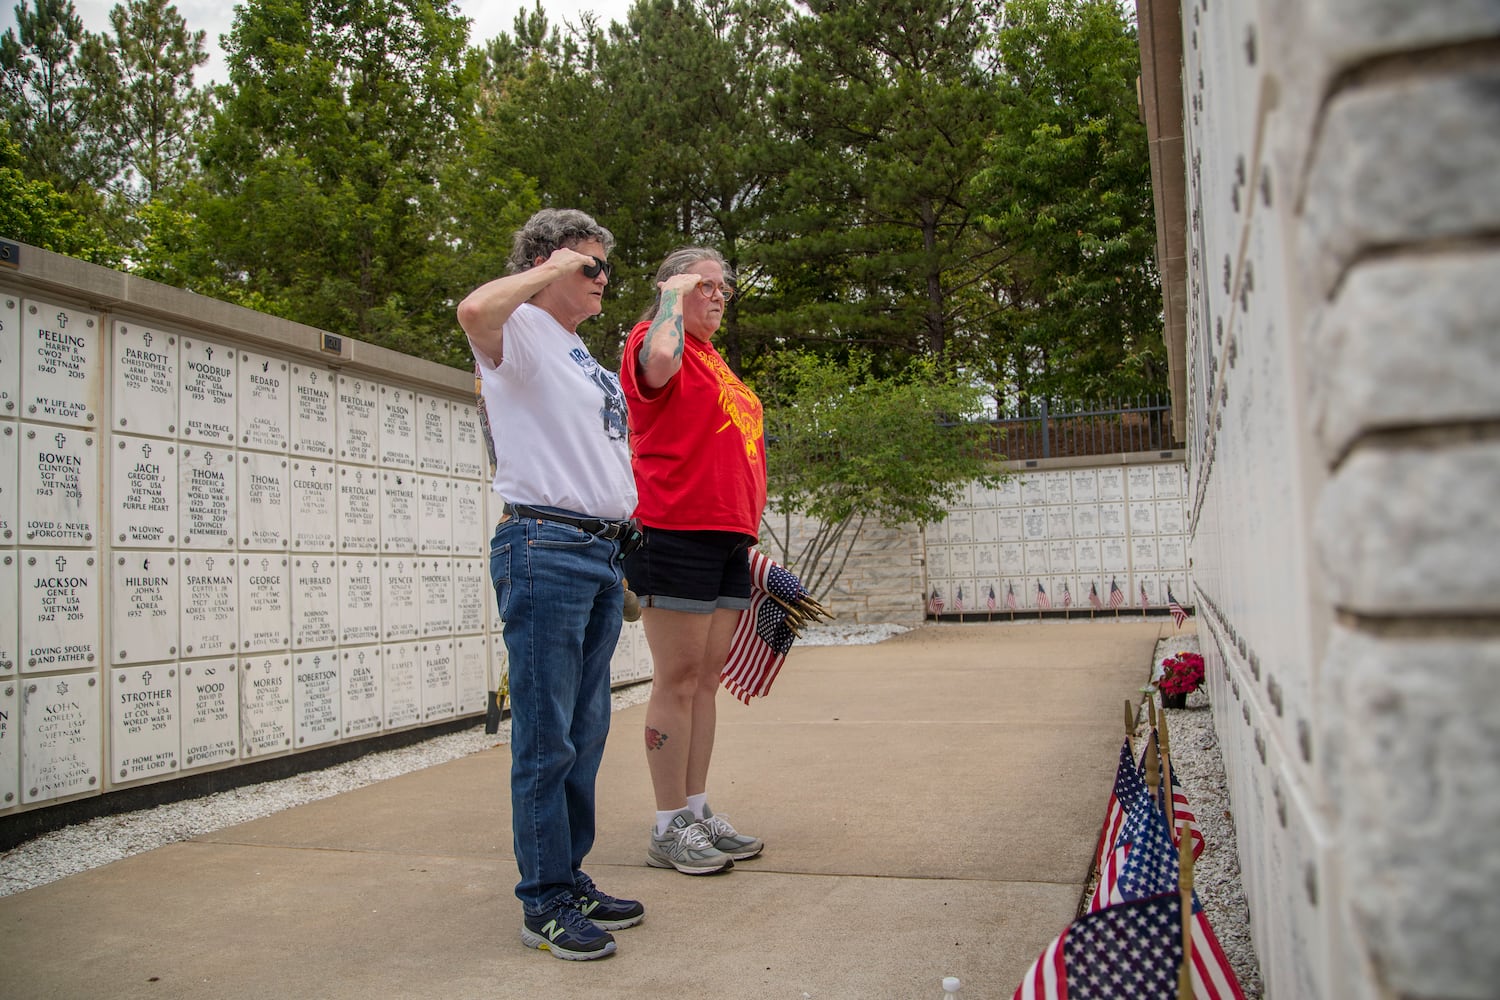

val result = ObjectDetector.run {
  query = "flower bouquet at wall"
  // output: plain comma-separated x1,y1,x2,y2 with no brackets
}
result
1157,650,1205,709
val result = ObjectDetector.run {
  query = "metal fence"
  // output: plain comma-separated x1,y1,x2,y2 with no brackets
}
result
962,396,1181,461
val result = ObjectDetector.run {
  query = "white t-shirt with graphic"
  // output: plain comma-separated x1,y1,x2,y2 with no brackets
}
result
473,302,636,519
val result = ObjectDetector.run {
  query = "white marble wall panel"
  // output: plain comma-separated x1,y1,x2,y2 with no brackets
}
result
111,322,177,438
1075,539,1102,575
238,452,288,550
1023,541,1049,575
340,646,382,739
289,460,336,551
455,559,487,635
454,634,488,715
1046,507,1074,539
1157,497,1186,535
338,557,380,645
178,338,236,444
239,654,292,757
971,509,998,544
420,639,455,723
451,480,486,558
0,553,14,674
417,394,452,474
1158,535,1189,571
948,545,973,580
238,555,289,652
109,664,178,782
112,437,176,547
178,445,235,549
1129,500,1158,536
1100,537,1129,573
420,559,453,637
1022,509,1047,541
381,558,419,642
0,422,14,543
1098,467,1125,501
1044,471,1072,505
0,291,18,417
179,658,237,770
1070,468,1099,503
1154,463,1184,498
609,622,645,685
1048,540,1076,573
973,543,998,579
20,423,97,545
293,651,339,748
0,678,17,807
382,642,420,730
111,551,178,664
21,550,99,672
289,365,336,459
20,298,99,428
380,470,417,553
291,557,337,650
417,476,452,555
378,386,416,469
925,544,950,580
1098,501,1126,537
1073,503,1099,537
944,510,973,545
995,476,1021,507
237,350,289,452
999,542,1023,576
996,508,1022,541
22,671,100,803
451,402,486,480
336,376,379,464
336,466,380,552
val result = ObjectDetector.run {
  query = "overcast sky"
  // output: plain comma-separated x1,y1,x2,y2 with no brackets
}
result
2,1,637,86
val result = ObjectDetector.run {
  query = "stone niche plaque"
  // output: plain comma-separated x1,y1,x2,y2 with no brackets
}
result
1158,535,1188,571
1098,501,1126,537
238,350,289,452
454,635,488,715
239,452,289,549
1076,539,1102,574
996,509,1022,542
1071,469,1100,504
240,655,292,756
378,386,417,469
1,553,15,673
380,471,417,553
239,555,290,652
179,338,237,443
1049,541,1076,573
337,466,380,552
1157,498,1185,535
451,483,484,556
420,558,454,636
0,679,17,806
111,322,178,437
417,394,452,474
179,445,236,549
22,672,101,803
290,460,336,551
110,664,179,782
111,552,179,665
994,476,1021,507
1074,504,1100,538
998,542,1024,576
180,658,238,769
336,376,379,464
1155,463,1184,498
1022,510,1048,541
0,423,15,542
340,646,381,738
338,557,381,644
1127,466,1156,500
1023,542,1049,576
20,297,99,428
382,641,420,729
22,550,99,672
1020,474,1045,506
1128,500,1158,536
292,557,338,649
949,545,974,578
1044,471,1071,505
293,651,340,748
180,554,237,658
381,558,419,641
112,436,176,546
418,476,452,554
1098,467,1125,502
421,639,455,722
1132,536,1160,571
20,424,97,545
455,559,488,634
451,402,486,480
0,292,18,417
1101,538,1129,573
1046,507,1074,539
290,365,336,458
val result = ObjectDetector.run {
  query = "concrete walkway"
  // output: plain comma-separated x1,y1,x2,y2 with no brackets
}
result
0,620,1170,1000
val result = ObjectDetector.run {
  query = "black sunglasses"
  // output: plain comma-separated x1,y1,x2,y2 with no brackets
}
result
582,255,614,280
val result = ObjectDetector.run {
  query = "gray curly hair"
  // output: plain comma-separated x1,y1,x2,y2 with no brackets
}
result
638,246,736,323
507,208,616,274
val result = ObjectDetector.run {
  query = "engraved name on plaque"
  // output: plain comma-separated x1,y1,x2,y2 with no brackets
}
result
1074,504,1100,537
290,460,336,550
1071,469,1100,504
112,437,176,546
1131,536,1160,571
239,555,290,652
341,647,381,737
239,452,289,549
22,551,99,671
1157,498,1185,535
1098,467,1125,502
111,552,179,665
999,542,1024,577
337,466,380,551
1020,474,1045,506
0,293,18,417
418,476,452,554
110,665,178,781
381,471,417,553
238,351,289,452
1098,501,1126,537
21,425,96,545
1076,539,1103,574
454,635,488,715
417,394,451,474
379,386,416,469
382,642,420,729
381,558,419,641
293,651,340,747
452,481,485,557
21,299,98,427
22,672,100,803
240,655,292,756
338,557,380,644
1,553,15,673
1128,500,1157,536
290,366,336,458
0,423,15,542
0,679,16,806
451,402,486,480
179,339,236,443
1127,466,1156,500
180,554,236,657
421,639,455,721
995,476,1021,507
1022,510,1048,541
996,508,1022,542
292,557,338,649
1048,541,1075,573
112,323,177,438
1044,472,1071,505
420,558,453,636
337,376,379,464
1158,535,1187,570
1046,508,1073,540
180,658,237,768
1023,542,1049,576
455,559,487,634
1154,464,1183,498
178,444,236,549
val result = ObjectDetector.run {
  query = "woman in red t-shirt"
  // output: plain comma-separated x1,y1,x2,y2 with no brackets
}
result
620,247,768,875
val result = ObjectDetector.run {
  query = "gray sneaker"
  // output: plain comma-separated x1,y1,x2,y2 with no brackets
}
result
702,806,763,861
647,810,734,874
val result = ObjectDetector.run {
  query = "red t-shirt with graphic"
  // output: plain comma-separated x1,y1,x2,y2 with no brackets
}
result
620,321,767,536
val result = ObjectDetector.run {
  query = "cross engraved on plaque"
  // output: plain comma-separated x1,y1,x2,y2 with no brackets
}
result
341,646,382,737
21,299,99,427
23,551,100,671
179,339,237,443
292,557,338,649
337,376,379,464
294,651,340,747
180,554,237,658
379,386,416,469
240,655,292,756
22,672,101,803
421,639,455,721
110,665,179,781
180,659,238,768
21,425,97,545
113,437,176,546
417,394,451,474
290,460,336,550
290,366,336,458
382,641,420,729
455,635,488,715
178,445,236,549
112,323,177,437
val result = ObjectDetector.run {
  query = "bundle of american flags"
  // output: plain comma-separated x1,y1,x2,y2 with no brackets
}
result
721,550,833,704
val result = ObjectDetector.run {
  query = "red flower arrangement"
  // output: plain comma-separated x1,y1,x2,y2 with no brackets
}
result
1158,651,1205,697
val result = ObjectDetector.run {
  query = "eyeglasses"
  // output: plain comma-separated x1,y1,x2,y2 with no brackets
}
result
582,255,613,280
695,279,734,302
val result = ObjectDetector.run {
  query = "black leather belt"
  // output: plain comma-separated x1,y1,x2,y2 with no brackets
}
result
503,502,635,541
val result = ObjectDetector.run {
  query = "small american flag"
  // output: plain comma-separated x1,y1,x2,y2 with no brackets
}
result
1139,581,1150,608
1108,577,1124,609
1088,739,1148,911
1011,892,1187,1000
721,551,826,704
1135,741,1205,861
1088,582,1103,610
987,585,997,611
954,585,965,612
1005,582,1018,610
929,587,944,615
1036,581,1051,609
1168,587,1188,628
1061,582,1072,608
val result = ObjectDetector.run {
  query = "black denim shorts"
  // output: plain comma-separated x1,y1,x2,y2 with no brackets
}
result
622,527,755,614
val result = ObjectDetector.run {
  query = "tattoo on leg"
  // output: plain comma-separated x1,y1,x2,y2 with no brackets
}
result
645,727,669,752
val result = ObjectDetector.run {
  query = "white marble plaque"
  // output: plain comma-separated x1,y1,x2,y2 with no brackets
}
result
112,436,176,546
1157,498,1186,535
1154,464,1183,498
290,460,336,551
974,543,999,576
381,558,419,641
379,386,417,469
1132,536,1160,571
20,298,99,427
239,555,290,652
380,471,417,552
0,292,18,418
0,679,17,806
949,545,973,579
1101,538,1129,573
0,423,14,542
944,511,973,545
239,452,289,549
1158,535,1188,571
180,555,238,657
1022,510,1048,541
1098,467,1125,502
179,445,236,549
20,424,97,545
1020,474,1045,506
996,509,1022,541
1023,542,1049,575
336,376,379,464
1070,469,1099,503
238,350,289,451
998,542,1024,576
110,665,178,781
1044,471,1071,505
421,639,455,722
111,322,178,437
337,466,380,551
455,635,488,715
290,365,336,458
451,480,486,557
180,658,238,769
971,509,999,544
22,672,100,802
382,642,421,729
340,646,382,738
179,338,236,443
926,545,950,578
418,476,452,554
417,394,452,474
0,553,15,674
1049,541,1076,573
1073,504,1100,537
1127,466,1156,499
111,552,179,665
1128,501,1158,536
338,557,381,644
240,655,292,756
22,551,99,672
1098,501,1126,537
420,560,453,638
451,402,486,480
995,476,1021,507
1046,508,1074,539
1075,539,1102,574
1134,574,1160,606
293,651,340,747
292,557,338,649
456,559,488,634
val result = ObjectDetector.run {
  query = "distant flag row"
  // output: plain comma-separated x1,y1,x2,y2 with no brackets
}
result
927,576,1189,615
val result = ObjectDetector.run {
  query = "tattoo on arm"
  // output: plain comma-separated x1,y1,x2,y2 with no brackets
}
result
638,293,686,371
645,727,669,752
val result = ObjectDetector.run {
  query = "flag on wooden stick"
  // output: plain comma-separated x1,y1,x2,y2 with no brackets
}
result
1168,587,1189,628
1108,577,1125,609
1089,582,1103,610
721,551,833,704
1012,892,1187,1000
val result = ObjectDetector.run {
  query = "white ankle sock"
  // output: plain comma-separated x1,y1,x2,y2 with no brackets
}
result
686,792,709,819
656,807,687,835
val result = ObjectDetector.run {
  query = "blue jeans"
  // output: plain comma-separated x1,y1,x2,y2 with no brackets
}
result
490,513,624,914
